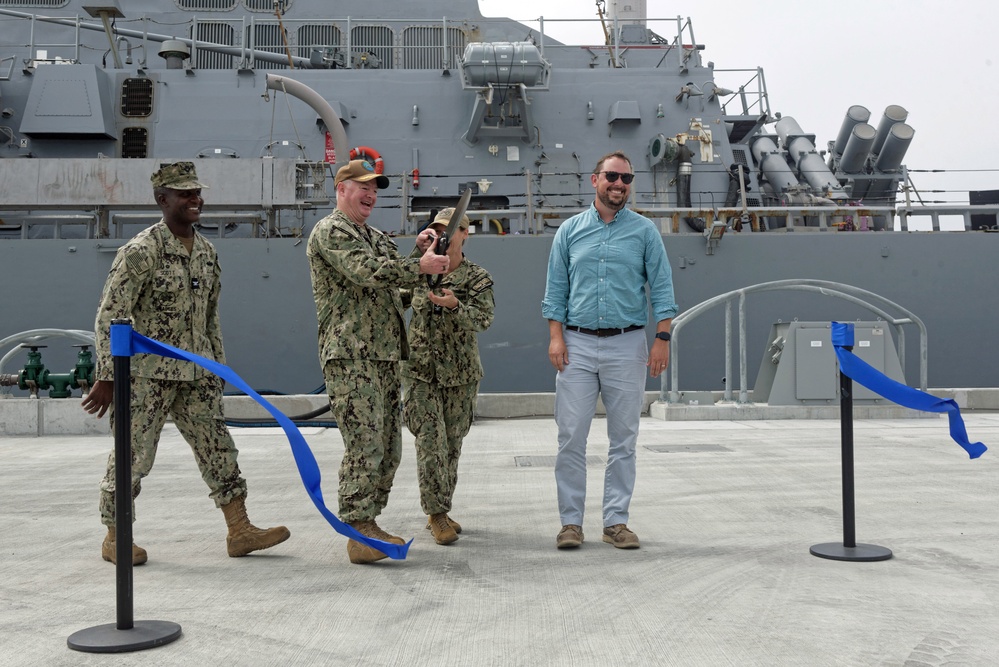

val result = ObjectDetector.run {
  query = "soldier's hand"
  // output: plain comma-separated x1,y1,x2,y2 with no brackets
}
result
81,380,114,419
427,288,459,310
416,228,437,253
419,244,449,274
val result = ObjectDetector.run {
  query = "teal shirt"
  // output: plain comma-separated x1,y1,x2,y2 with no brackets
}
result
542,205,678,328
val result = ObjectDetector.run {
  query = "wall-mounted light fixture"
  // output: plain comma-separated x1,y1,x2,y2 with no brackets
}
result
705,220,727,255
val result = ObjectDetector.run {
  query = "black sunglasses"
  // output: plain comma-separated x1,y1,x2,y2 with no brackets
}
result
598,171,635,184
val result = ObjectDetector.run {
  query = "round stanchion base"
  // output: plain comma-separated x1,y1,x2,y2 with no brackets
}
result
67,620,182,653
810,542,893,562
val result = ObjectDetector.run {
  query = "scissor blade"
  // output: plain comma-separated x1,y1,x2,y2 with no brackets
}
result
444,188,472,238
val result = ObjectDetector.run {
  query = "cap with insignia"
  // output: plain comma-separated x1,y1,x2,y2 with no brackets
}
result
151,161,208,190
334,159,390,189
430,207,470,230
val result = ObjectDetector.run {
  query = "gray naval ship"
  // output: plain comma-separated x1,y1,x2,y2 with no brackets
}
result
1,0,997,412
2,4,998,664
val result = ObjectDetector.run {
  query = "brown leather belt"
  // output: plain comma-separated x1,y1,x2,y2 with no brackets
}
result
565,324,643,337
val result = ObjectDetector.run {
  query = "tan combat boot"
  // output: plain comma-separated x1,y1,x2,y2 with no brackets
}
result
346,520,404,564
101,526,148,565
220,496,290,557
428,513,458,545
425,514,462,534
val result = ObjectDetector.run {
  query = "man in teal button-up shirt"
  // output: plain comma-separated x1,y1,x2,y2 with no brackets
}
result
542,151,678,551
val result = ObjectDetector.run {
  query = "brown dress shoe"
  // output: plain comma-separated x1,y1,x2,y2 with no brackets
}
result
602,524,640,549
556,524,583,549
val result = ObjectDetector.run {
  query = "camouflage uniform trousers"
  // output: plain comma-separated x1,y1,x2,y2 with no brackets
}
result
323,358,403,523
99,375,246,526
403,379,477,515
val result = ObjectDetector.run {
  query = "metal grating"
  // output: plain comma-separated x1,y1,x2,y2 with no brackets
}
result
120,78,153,117
297,24,341,60
193,22,235,69
295,162,328,203
176,0,238,10
248,23,289,70
121,127,148,159
351,25,393,69
401,26,466,70
514,455,604,467
643,444,732,453
731,146,749,168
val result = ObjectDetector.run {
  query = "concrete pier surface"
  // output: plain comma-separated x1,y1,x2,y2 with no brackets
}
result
2,414,997,666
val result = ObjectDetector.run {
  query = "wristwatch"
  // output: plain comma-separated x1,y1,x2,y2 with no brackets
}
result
655,331,672,342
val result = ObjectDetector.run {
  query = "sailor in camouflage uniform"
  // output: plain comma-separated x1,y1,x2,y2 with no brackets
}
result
306,159,448,564
82,162,290,565
402,208,494,545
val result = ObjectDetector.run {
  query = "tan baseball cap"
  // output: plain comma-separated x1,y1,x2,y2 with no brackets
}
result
334,159,390,189
430,207,470,230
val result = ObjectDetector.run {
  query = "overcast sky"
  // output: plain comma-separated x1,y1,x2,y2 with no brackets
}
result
480,0,996,205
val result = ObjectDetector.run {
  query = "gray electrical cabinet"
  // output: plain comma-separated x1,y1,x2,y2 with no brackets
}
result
753,322,904,406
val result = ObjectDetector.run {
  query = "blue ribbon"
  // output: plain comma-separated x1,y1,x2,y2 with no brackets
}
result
831,322,987,459
110,323,411,559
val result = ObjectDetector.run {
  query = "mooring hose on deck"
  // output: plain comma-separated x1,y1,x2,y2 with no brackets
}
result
225,384,336,428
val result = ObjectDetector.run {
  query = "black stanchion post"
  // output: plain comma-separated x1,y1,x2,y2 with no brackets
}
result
68,319,182,653
114,334,134,629
838,366,856,548
810,335,892,562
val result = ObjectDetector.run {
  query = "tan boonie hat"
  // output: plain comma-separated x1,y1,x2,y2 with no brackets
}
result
430,207,470,230
334,159,390,189
150,161,208,190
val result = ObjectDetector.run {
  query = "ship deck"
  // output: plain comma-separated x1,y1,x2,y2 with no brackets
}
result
3,413,998,666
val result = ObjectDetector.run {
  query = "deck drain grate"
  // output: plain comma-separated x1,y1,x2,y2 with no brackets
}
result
514,455,604,467
644,444,732,453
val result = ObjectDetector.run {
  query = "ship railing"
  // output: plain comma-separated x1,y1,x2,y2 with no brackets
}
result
896,204,999,231
107,212,271,240
507,204,999,234
0,55,16,80
0,214,98,240
0,11,85,66
184,15,702,72
401,203,999,237
632,205,999,233
0,9,707,73
0,211,280,240
663,280,928,405
404,208,534,237
715,67,771,119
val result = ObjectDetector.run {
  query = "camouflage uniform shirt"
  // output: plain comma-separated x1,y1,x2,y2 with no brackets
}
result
403,260,495,387
307,209,427,361
94,221,224,381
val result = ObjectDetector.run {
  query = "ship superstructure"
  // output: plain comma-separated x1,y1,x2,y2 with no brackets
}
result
0,0,996,401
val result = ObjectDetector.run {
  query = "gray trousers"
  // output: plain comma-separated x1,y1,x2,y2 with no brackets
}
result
554,329,647,527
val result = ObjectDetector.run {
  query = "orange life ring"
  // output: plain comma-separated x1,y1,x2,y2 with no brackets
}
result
348,146,384,174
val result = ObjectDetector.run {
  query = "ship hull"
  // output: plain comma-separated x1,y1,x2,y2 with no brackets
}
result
3,231,995,395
